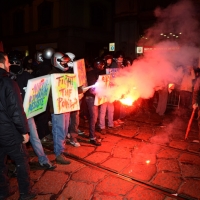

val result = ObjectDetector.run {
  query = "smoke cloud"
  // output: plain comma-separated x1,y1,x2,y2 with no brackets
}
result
96,0,200,102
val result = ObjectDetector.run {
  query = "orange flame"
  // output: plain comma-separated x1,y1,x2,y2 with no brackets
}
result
119,96,135,106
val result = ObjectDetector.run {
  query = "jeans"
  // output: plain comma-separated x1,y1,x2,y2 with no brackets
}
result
34,108,51,139
0,144,31,196
51,113,70,156
99,102,114,129
68,111,79,142
28,118,49,165
85,96,98,140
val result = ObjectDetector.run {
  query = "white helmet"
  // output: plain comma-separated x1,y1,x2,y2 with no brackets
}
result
43,48,55,59
35,51,43,62
65,52,75,60
65,52,75,68
51,52,71,71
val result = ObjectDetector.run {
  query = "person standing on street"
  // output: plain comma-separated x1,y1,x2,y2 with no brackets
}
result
0,52,37,200
192,75,200,144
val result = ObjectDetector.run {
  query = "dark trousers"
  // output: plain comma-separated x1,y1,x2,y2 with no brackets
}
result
0,143,31,196
34,109,51,139
85,96,98,140
69,111,79,141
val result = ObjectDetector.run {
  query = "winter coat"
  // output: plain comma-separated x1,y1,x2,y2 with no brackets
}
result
16,71,34,100
0,68,29,147
84,68,106,98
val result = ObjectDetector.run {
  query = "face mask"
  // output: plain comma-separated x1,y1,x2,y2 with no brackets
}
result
10,65,21,74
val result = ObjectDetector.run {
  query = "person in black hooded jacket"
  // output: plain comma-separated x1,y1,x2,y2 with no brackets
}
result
0,52,37,200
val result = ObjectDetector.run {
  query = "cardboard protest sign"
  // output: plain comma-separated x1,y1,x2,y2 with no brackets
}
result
73,59,87,87
23,75,51,119
106,68,119,78
94,75,110,106
51,73,80,114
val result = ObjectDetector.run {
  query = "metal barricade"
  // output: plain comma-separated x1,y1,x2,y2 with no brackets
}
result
167,89,180,107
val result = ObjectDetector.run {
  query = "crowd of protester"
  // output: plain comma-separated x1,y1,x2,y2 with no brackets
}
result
1,47,200,199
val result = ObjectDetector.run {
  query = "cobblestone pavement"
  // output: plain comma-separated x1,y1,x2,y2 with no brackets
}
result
6,108,200,200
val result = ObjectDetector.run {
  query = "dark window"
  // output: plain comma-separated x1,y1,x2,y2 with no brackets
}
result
38,1,53,29
90,3,106,27
13,10,24,34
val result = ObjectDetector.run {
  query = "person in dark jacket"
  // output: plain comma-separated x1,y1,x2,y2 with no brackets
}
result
84,58,106,146
192,76,200,144
15,66,56,170
34,49,54,141
0,52,37,200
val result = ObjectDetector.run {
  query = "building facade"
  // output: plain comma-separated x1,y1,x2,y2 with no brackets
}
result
0,0,115,59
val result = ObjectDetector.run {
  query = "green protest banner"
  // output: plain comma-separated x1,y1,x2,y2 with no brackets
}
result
23,75,51,119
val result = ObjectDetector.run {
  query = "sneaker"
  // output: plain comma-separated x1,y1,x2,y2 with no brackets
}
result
56,154,71,165
90,139,101,146
46,134,53,140
113,120,120,126
108,124,120,129
40,162,57,170
19,189,38,200
117,119,124,124
40,136,53,144
98,129,106,135
70,141,81,147
78,129,85,135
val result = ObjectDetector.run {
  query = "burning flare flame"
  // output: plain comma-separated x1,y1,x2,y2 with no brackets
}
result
119,96,135,106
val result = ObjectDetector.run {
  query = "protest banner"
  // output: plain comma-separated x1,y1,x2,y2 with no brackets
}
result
73,59,87,87
23,75,51,119
94,74,110,106
51,73,80,114
106,68,119,78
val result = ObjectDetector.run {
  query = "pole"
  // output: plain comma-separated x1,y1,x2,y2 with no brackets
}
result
185,108,196,140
